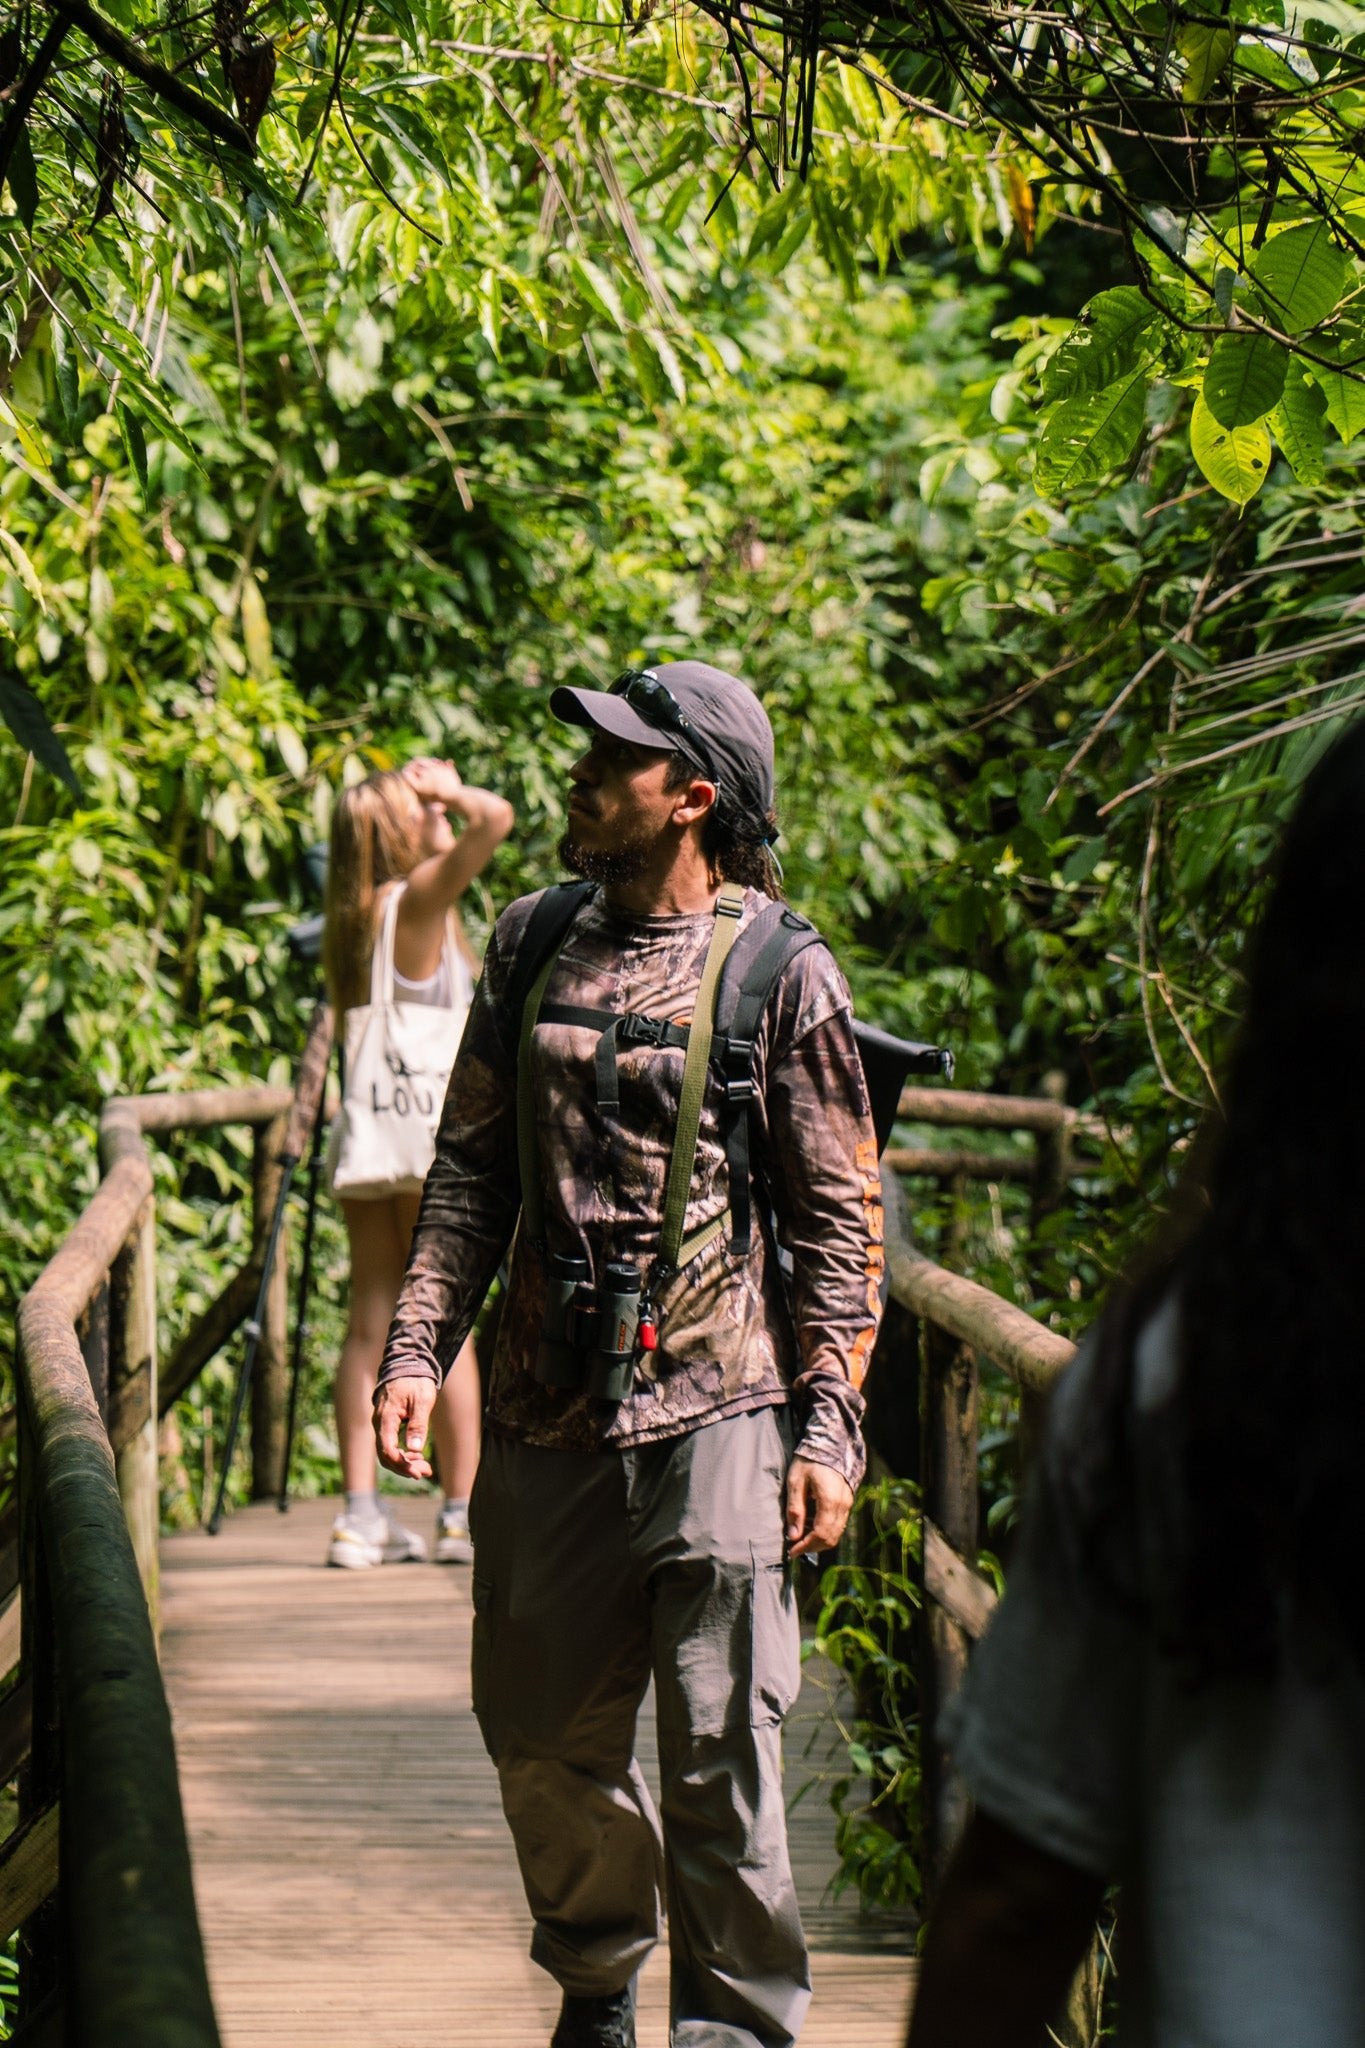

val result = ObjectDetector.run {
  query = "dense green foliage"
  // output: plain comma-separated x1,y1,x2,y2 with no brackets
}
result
3,0,1365,1952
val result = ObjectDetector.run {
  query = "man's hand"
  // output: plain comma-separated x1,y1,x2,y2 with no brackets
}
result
785,1456,854,1559
374,1375,439,1479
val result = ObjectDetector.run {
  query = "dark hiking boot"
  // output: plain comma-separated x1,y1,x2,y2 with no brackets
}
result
549,1984,636,2048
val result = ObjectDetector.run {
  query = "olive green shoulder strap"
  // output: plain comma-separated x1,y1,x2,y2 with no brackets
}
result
657,884,745,1277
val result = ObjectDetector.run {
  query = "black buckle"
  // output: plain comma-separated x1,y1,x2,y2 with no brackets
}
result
617,1013,668,1048
721,1036,754,1103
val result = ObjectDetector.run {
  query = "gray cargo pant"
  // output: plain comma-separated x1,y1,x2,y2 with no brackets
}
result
469,1404,811,2048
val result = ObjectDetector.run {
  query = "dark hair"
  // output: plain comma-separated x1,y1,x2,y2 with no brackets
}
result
1058,718,1365,1679
664,752,784,900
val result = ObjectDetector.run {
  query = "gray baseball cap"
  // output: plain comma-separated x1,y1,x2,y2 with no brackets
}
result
550,661,776,825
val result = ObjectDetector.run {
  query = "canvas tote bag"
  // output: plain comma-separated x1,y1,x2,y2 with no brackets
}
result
330,883,469,1199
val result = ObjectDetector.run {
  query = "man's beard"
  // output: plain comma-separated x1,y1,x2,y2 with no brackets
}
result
558,822,656,886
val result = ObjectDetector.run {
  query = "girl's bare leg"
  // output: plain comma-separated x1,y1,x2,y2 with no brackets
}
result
393,1195,482,1502
336,1195,410,1494
433,1338,482,1499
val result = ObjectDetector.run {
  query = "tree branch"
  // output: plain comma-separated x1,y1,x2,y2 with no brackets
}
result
41,0,253,153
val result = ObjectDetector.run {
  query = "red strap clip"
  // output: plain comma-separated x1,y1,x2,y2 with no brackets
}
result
638,1310,658,1353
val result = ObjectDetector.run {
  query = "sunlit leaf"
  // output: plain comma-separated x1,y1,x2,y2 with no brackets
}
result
1307,338,1365,442
1179,22,1236,99
1203,331,1286,428
1042,289,1159,403
1270,369,1327,482
1190,394,1271,504
0,530,45,610
1251,222,1347,335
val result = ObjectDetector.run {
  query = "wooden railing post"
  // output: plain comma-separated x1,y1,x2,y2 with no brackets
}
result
249,1115,289,1501
110,1199,160,1631
1030,1071,1071,1224
919,1173,979,1887
1021,1073,1072,1470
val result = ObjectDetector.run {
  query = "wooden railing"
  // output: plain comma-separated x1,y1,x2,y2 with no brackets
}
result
6,1044,1082,2037
8,1079,308,2042
878,1079,1083,1886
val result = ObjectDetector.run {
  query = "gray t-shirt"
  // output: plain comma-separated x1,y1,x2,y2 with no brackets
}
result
950,1299,1365,2047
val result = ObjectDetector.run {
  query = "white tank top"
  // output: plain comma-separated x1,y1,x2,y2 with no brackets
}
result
392,957,454,1008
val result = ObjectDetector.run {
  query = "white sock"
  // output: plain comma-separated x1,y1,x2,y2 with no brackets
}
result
346,1490,380,1523
443,1496,469,1518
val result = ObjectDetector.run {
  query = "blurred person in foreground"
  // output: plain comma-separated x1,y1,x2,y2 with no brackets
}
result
322,757,513,1569
908,717,1365,2048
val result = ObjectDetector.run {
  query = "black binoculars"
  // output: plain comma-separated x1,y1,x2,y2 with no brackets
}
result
535,1253,643,1404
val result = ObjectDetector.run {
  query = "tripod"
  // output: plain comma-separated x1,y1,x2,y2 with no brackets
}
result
207,997,334,1534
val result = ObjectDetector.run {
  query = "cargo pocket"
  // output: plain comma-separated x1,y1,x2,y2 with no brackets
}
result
750,1547,800,1728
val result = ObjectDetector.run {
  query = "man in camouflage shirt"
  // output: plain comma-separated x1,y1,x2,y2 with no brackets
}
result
376,661,884,2048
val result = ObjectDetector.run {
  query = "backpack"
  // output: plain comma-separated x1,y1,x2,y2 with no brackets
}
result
505,881,950,1303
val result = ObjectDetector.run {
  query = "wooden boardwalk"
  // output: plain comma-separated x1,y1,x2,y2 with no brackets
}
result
161,1496,915,2048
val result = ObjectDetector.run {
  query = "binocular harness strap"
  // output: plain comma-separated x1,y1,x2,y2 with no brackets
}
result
538,1001,690,1111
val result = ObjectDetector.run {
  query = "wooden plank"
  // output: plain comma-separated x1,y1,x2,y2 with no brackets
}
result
163,1499,916,2047
0,1680,33,1785
897,1085,1072,1136
923,1520,997,1642
884,1146,1035,1182
883,1196,1075,1395
0,1591,21,1688
160,1265,261,1417
0,1803,58,1946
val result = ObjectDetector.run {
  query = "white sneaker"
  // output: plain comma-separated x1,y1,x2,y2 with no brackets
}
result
327,1508,428,1570
378,1503,428,1563
327,1511,385,1570
434,1503,473,1565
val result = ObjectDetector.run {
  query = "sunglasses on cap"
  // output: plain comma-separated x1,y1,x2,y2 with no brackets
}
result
610,669,721,788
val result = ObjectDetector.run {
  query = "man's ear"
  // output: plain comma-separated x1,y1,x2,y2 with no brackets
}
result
669,775,718,829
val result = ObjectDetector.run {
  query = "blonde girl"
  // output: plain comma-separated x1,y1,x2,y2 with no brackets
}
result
322,758,514,1569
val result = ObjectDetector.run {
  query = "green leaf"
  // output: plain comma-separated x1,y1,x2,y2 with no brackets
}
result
274,723,309,780
51,322,78,436
7,124,38,232
478,268,502,361
569,256,628,334
647,326,688,405
1034,371,1148,498
0,394,48,470
1062,836,1107,884
1306,337,1365,442
661,173,701,237
0,529,46,609
1250,223,1347,335
1270,370,1327,483
240,575,272,679
1042,289,1159,403
1202,331,1286,427
631,124,710,195
295,84,331,143
1179,22,1236,100
1190,394,1271,504
116,403,149,495
0,675,82,798
364,99,451,185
